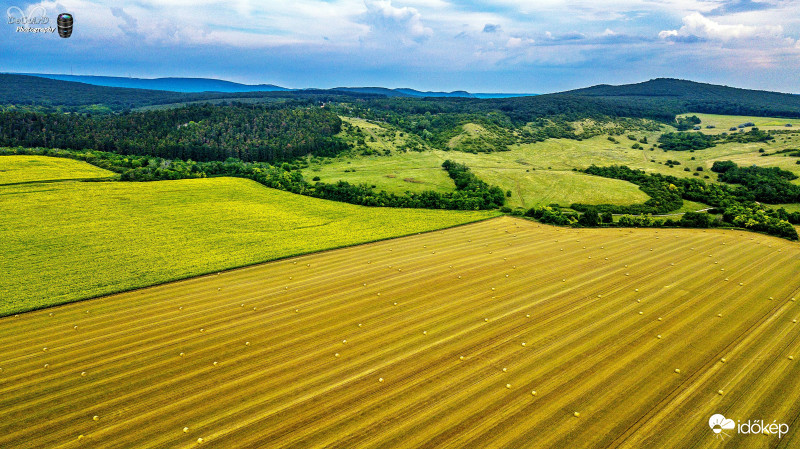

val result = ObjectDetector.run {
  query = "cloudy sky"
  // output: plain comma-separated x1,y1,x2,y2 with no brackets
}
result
3,0,800,93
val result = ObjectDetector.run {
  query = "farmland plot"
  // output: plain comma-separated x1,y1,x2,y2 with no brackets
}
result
0,217,799,448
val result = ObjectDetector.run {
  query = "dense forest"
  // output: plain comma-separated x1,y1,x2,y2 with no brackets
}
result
0,104,347,163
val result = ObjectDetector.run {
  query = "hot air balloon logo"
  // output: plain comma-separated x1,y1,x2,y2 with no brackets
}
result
57,13,72,38
709,414,736,439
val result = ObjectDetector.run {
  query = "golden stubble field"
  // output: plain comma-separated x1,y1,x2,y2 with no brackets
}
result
1,217,799,448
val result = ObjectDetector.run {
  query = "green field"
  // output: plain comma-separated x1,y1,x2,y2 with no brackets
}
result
309,115,800,210
678,113,800,134
0,155,116,184
0,167,495,316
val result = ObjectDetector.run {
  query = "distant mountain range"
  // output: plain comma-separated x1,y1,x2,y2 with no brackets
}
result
2,73,800,120
15,73,535,98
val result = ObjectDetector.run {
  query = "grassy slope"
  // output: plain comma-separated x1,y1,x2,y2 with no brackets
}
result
308,115,800,210
0,155,116,184
1,217,798,448
0,175,495,315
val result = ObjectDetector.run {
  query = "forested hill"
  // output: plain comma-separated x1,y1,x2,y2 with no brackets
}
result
561,78,800,118
3,73,800,122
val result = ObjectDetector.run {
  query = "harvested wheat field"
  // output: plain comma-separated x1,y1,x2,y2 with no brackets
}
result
1,216,800,448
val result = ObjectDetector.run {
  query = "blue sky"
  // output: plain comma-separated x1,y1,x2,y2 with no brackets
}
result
2,0,800,93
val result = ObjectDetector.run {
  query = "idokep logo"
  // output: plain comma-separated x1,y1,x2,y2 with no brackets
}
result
709,414,790,440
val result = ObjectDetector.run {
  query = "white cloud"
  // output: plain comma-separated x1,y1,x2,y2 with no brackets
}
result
362,0,433,42
659,12,784,41
506,36,534,47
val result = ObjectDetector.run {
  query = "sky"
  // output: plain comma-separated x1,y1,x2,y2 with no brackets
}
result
2,0,800,93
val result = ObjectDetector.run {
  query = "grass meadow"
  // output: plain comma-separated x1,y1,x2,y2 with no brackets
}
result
0,164,495,315
0,155,116,185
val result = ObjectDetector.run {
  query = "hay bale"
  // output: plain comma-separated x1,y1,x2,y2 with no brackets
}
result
423,331,427,335
183,427,189,433
197,437,204,444
378,377,384,383
93,415,99,421
721,358,727,363
790,356,795,361
502,367,507,372
81,372,86,377
506,384,512,389
459,356,465,361
639,311,644,315
245,342,250,346
42,347,47,352
573,412,580,417
334,353,340,357
180,352,185,357
521,342,526,347
657,335,662,339
718,390,724,395
674,368,681,374
531,390,537,396
342,339,347,344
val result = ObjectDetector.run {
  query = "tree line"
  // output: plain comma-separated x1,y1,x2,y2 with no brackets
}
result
0,103,347,163
0,147,504,211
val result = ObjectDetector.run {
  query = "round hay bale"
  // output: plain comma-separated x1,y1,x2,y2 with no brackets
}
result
93,415,99,421
573,412,580,417
502,367,507,372
658,317,663,321
378,377,384,383
245,342,250,346
635,289,639,292
74,325,78,330
423,331,427,335
531,390,536,396
81,371,86,377
180,352,185,357
200,328,204,332
674,368,681,374
718,390,724,395
639,311,644,315
526,314,530,318
721,358,726,363
790,356,795,361
459,356,465,361
42,347,47,352
49,313,53,317
358,323,363,328
342,339,347,344
718,314,722,317
197,437,204,444
213,362,218,366
334,353,340,357
183,427,189,433
484,318,489,322
521,342,526,347
506,384,512,389
77,435,83,440
43,364,49,369
793,320,797,324
657,335,662,339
